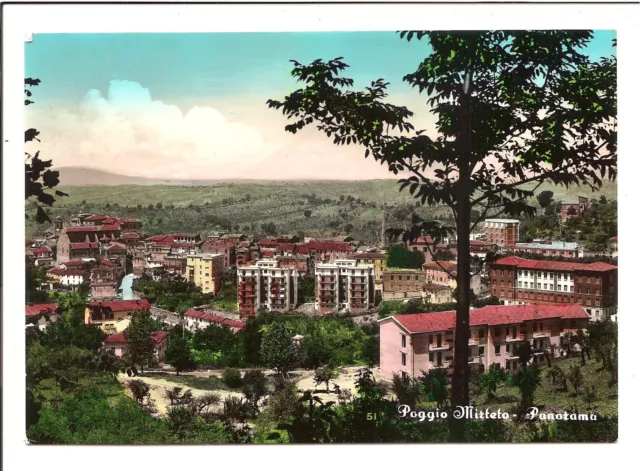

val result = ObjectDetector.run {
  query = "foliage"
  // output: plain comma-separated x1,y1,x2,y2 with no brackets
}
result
391,373,423,408
386,245,425,269
260,322,296,376
512,366,542,409
476,364,508,400
122,310,157,373
536,190,554,208
25,78,67,223
314,366,339,392
166,336,195,374
268,31,616,436
297,277,316,303
222,368,244,388
567,364,584,394
242,370,269,415
419,368,449,408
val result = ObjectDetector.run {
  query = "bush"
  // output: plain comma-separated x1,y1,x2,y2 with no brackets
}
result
222,368,243,388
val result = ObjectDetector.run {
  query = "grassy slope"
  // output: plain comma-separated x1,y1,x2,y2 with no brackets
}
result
470,357,618,417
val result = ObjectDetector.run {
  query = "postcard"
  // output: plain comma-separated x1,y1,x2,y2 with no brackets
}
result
3,2,637,467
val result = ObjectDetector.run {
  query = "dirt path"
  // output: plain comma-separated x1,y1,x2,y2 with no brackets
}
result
295,366,382,403
118,373,244,416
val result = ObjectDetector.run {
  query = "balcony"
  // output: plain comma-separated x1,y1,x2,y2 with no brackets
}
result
429,344,450,352
505,335,525,343
468,357,480,364
533,331,551,338
468,338,478,346
505,352,520,360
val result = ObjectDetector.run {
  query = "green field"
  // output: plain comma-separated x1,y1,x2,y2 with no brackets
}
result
27,179,617,241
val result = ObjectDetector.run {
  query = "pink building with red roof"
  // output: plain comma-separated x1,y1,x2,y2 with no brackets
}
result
103,330,168,361
490,256,618,322
379,303,589,380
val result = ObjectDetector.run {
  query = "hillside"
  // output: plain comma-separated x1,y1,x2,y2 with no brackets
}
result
26,178,617,242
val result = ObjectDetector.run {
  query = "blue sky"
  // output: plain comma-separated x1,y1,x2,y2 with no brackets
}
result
24,31,616,180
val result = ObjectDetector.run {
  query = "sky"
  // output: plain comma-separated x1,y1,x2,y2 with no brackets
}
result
25,31,616,181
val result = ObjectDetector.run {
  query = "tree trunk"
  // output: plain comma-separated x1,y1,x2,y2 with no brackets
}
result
450,88,473,442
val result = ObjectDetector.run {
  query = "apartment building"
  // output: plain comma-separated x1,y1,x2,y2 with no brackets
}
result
490,256,618,321
422,283,454,304
379,303,589,380
482,219,520,248
185,254,224,295
382,269,426,301
423,261,457,289
514,241,579,259
348,252,387,296
184,309,246,332
25,303,61,331
237,260,299,317
315,259,375,314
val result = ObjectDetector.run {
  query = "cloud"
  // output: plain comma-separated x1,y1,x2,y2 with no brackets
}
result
27,80,438,180
28,80,270,179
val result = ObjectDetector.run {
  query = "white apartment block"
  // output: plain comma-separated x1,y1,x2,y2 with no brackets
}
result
237,259,299,315
315,259,375,313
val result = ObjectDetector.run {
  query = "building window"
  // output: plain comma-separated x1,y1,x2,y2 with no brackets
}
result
401,335,406,348
479,346,485,356
479,329,485,338
494,327,500,336
429,352,434,362
401,353,407,366
495,345,500,355
518,281,522,288
390,275,394,280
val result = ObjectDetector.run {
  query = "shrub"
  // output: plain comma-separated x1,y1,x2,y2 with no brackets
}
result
222,368,243,388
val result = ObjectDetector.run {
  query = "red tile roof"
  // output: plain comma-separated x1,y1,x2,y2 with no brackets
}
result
278,243,296,251
47,268,67,276
86,214,108,221
424,261,456,272
26,239,34,246
423,283,453,293
262,250,275,257
31,246,52,255
106,243,127,252
62,260,85,267
306,241,353,252
88,299,151,312
99,259,116,267
122,233,141,240
25,303,58,317
104,330,168,344
70,243,99,250
492,256,617,273
257,239,279,246
388,304,588,334
184,309,246,329
66,226,119,233
171,232,198,238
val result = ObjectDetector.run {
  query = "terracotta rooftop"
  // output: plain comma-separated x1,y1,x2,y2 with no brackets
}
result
70,243,99,250
25,303,59,317
104,330,168,344
492,256,617,273
386,303,589,334
350,252,387,260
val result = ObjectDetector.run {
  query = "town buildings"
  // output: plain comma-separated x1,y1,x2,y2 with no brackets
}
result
382,269,426,301
27,245,54,267
349,252,387,297
185,254,225,295
423,283,454,304
103,330,168,362
237,259,299,317
489,256,618,321
482,219,520,248
90,260,119,301
423,261,458,289
85,299,152,334
199,237,237,267
560,196,590,221
315,259,375,314
25,303,61,331
379,303,589,380
184,309,246,332
514,241,579,259
46,268,87,288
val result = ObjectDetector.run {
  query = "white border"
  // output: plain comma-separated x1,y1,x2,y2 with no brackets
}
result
3,2,639,470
